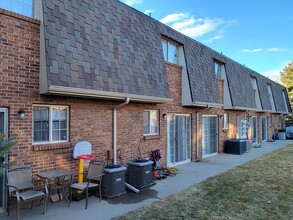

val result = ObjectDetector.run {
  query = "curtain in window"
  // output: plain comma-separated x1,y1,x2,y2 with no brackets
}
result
143,110,158,135
143,111,150,134
52,107,67,141
33,107,49,142
150,111,158,134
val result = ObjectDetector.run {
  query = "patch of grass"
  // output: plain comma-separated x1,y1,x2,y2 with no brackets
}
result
114,145,293,220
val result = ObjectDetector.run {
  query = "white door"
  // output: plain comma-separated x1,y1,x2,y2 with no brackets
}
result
261,117,267,142
202,115,218,158
167,115,191,166
0,108,8,212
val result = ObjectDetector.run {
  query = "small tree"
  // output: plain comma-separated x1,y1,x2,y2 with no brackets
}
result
280,61,293,120
0,134,15,175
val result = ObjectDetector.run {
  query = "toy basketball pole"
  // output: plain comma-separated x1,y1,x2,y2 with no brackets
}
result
76,154,95,183
78,159,84,183
73,141,95,184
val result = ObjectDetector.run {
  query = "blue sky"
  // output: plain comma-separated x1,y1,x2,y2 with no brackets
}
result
121,0,293,82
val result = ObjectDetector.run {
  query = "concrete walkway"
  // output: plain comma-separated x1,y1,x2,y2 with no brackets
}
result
1,140,292,220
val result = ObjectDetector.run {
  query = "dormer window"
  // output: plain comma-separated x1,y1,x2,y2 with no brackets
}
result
161,38,179,64
250,76,262,110
282,90,289,113
214,60,224,79
0,0,34,18
251,77,257,100
267,84,276,111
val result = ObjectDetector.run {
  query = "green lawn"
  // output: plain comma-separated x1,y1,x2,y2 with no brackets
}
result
114,144,293,220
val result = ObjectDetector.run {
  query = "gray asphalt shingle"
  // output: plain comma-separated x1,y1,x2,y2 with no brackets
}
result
42,0,291,112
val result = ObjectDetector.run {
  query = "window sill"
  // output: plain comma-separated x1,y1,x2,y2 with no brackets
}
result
222,128,228,132
33,142,71,151
142,135,161,140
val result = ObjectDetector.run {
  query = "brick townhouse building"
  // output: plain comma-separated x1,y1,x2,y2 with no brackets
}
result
0,0,291,212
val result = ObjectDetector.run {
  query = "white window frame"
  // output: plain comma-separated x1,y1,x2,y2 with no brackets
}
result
143,110,159,136
161,38,179,64
33,105,69,144
222,113,228,130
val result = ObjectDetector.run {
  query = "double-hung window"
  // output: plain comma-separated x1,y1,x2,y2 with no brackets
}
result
161,38,179,64
214,60,224,78
143,110,159,135
33,105,69,144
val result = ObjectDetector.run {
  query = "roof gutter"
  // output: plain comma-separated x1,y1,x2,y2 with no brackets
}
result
113,97,130,165
45,85,172,103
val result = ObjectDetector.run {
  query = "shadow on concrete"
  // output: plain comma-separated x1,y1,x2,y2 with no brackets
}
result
106,188,160,205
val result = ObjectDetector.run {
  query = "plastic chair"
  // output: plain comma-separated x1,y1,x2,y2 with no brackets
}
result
69,160,104,209
6,166,48,220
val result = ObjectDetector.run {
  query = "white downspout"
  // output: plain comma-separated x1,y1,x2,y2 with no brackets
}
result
113,97,130,165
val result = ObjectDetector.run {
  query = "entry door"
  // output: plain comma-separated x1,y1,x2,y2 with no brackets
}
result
0,108,8,212
261,117,267,142
202,116,218,158
167,115,191,166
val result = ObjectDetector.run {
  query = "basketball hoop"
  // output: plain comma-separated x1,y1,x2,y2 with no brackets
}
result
77,154,95,161
73,141,95,184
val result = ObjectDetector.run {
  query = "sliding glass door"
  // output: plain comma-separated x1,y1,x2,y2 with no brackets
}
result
202,115,218,158
261,116,267,142
167,114,191,166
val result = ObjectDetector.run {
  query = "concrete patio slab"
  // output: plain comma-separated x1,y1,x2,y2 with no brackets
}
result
1,140,292,220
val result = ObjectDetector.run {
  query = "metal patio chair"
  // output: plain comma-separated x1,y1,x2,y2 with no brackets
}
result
69,160,105,209
6,166,48,220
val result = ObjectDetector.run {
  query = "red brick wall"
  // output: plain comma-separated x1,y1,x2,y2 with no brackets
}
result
217,78,224,104
1,11,281,179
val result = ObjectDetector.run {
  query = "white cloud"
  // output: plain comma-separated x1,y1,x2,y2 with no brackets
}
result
160,13,190,24
159,12,234,41
144,9,154,16
260,69,281,82
241,49,263,53
241,48,291,53
123,0,143,6
203,35,223,43
267,48,290,52
171,17,197,30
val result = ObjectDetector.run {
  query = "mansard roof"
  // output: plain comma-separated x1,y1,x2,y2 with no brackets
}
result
41,0,171,102
40,0,291,113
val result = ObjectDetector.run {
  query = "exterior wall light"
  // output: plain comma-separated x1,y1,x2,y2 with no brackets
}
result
162,114,167,119
18,109,25,119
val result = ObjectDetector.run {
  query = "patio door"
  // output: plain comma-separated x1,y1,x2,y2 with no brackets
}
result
251,116,258,142
202,115,218,158
261,116,267,142
0,108,8,213
167,114,191,166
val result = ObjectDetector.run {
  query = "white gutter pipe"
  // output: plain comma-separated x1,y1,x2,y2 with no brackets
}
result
113,97,130,165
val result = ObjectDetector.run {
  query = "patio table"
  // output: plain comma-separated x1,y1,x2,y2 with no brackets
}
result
37,169,72,205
